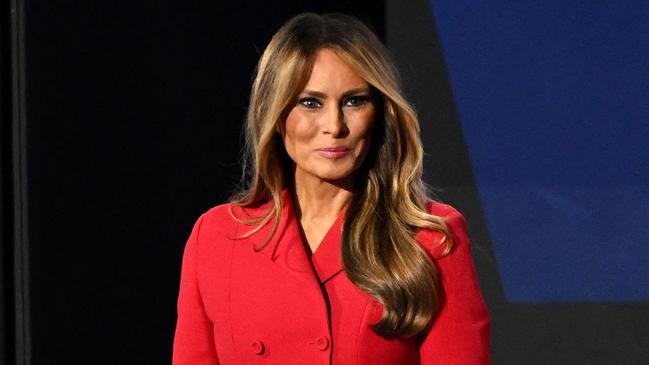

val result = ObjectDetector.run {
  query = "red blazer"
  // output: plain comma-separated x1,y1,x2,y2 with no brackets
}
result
173,189,490,364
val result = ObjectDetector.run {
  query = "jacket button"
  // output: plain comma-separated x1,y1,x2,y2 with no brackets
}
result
316,336,330,351
251,340,265,355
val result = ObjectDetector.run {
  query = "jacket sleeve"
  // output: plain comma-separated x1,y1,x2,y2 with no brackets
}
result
172,213,219,364
420,210,491,364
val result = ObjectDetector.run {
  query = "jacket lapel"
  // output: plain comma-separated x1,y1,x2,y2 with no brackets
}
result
311,208,345,283
245,188,345,284
251,189,314,282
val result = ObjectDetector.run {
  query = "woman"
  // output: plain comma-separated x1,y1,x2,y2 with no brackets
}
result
173,13,490,364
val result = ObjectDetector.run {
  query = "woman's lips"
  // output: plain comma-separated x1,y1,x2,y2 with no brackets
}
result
316,147,350,159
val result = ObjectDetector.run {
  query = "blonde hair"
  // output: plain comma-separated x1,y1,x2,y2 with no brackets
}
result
231,12,451,338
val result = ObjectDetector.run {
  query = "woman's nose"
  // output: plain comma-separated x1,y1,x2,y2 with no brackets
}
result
322,105,349,137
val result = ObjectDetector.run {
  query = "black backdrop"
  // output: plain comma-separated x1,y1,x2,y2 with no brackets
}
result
3,1,384,364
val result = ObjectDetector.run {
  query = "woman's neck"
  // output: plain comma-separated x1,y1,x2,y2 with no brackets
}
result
290,170,353,222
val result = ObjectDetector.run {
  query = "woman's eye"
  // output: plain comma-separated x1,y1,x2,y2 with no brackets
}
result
298,98,322,109
345,95,369,107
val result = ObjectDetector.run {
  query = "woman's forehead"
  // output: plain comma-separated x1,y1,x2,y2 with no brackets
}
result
300,49,369,92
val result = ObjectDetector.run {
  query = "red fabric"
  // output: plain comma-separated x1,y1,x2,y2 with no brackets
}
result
172,189,490,364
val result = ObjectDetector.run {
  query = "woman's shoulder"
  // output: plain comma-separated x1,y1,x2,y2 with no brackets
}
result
425,199,462,218
197,198,272,231
425,200,468,230
192,201,241,235
186,204,224,238
418,200,470,258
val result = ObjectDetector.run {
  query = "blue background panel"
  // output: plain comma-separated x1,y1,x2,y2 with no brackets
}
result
429,0,649,301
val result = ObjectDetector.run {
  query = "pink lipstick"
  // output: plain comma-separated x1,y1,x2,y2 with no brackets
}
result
316,147,350,159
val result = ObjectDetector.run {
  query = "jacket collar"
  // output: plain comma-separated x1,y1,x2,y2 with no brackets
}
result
310,203,346,283
243,188,345,284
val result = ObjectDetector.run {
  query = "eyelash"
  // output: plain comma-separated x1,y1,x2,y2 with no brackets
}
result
297,95,370,109
344,95,369,107
298,98,322,109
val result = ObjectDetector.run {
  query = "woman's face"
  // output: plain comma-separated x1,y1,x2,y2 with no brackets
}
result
282,48,377,186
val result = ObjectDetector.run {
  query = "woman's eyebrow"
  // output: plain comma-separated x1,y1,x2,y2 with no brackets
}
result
342,87,371,97
301,90,327,98
301,87,371,98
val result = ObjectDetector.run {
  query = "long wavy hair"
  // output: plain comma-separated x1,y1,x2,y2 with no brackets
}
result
230,12,452,339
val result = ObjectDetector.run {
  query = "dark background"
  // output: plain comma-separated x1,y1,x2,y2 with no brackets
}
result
3,0,648,364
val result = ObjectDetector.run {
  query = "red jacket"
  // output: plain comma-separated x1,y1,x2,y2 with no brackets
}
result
173,189,490,364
